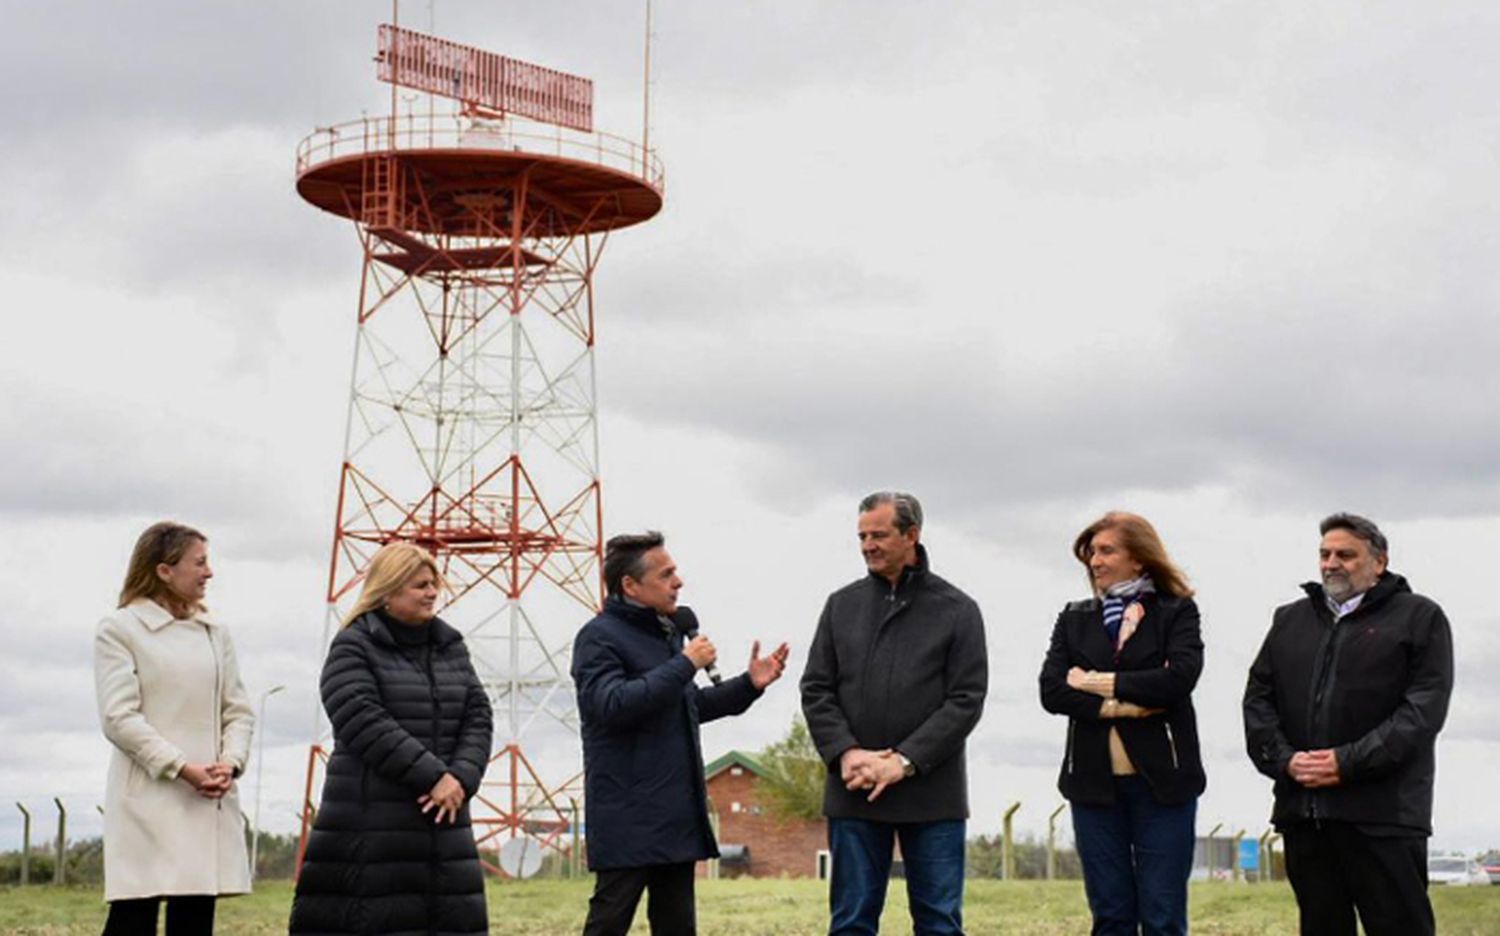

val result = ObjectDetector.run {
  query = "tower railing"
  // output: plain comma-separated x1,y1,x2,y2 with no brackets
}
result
296,112,666,195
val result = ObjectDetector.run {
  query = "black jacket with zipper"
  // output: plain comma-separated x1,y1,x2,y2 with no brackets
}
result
1243,572,1453,835
290,611,493,935
1039,593,1207,807
801,545,988,823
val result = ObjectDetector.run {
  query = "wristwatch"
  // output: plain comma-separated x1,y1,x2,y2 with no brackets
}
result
897,752,916,778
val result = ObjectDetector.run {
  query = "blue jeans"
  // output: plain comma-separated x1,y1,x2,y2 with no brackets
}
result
1072,777,1196,936
828,817,966,935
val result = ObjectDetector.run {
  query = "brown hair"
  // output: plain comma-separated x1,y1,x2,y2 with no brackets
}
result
342,543,446,627
118,521,209,615
1072,511,1194,598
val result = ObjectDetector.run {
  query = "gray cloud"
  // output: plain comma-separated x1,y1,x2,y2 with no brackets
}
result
0,4,367,136
1446,618,1500,743
586,0,1500,529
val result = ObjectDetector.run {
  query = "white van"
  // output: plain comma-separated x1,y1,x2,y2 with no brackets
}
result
1428,852,1487,886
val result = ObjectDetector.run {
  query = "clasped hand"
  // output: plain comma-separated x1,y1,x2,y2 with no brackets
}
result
1287,749,1342,788
418,772,466,824
179,762,236,799
840,748,907,803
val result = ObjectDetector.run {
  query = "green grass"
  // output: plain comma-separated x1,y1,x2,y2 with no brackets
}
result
1,878,1497,934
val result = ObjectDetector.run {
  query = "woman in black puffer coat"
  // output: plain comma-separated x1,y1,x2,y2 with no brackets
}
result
291,543,493,935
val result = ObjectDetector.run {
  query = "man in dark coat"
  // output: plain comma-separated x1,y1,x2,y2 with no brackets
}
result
1243,513,1454,936
572,531,790,936
801,491,988,935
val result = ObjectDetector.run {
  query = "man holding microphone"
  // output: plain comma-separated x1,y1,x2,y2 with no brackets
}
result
572,531,790,935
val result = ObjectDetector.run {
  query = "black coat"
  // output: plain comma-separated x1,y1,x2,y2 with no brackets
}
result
1039,593,1207,807
571,598,763,871
290,612,493,935
800,546,988,823
1243,573,1454,834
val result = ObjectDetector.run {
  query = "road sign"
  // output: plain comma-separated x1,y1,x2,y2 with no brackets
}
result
1238,838,1260,871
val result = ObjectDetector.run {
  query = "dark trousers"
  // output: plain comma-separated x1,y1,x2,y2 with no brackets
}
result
582,862,696,936
102,896,216,936
1283,821,1433,936
1071,777,1196,936
828,817,966,935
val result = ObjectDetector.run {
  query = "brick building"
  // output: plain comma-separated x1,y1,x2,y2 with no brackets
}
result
698,751,828,879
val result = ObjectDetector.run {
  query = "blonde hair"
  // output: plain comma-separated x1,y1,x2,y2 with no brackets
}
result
119,521,208,616
342,543,446,627
1072,511,1195,599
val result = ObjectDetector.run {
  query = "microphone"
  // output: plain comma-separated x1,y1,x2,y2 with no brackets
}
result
673,606,722,685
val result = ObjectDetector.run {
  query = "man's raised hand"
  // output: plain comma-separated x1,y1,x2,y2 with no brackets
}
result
748,641,790,689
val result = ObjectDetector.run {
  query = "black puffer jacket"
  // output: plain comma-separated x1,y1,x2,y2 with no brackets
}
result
1039,593,1206,807
290,611,493,935
1243,573,1453,834
572,599,763,871
801,546,988,823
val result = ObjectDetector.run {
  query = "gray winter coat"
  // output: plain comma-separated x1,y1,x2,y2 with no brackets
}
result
801,546,988,823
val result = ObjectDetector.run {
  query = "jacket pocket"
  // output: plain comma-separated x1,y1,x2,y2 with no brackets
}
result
1066,720,1077,774
1164,722,1180,770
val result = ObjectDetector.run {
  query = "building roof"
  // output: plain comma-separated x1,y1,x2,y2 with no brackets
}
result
704,750,768,781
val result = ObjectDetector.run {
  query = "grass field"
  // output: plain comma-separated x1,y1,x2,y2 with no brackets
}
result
2,878,1498,934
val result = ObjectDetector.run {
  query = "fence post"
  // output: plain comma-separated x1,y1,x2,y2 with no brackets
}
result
569,798,581,879
16,803,30,885
1001,801,1021,881
1256,829,1274,883
1046,804,1066,880
1266,832,1282,881
1231,829,1246,883
52,798,66,885
1206,822,1223,879
707,805,720,880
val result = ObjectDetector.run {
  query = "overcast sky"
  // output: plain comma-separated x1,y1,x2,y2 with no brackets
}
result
1,0,1497,859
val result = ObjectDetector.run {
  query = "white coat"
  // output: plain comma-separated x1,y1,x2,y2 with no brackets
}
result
94,598,254,901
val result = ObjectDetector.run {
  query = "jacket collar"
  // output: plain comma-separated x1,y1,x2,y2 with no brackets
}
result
867,542,932,593
1300,571,1410,614
603,595,673,634
125,597,217,631
1068,591,1164,614
352,610,463,648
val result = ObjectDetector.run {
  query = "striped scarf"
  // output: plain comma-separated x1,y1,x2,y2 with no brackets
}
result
1102,575,1155,648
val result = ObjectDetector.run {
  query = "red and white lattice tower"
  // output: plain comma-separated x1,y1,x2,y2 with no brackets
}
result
291,23,663,874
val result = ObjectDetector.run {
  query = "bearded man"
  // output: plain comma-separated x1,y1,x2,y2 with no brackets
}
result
1243,513,1454,936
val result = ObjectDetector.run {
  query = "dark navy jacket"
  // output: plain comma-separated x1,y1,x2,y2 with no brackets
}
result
571,598,762,870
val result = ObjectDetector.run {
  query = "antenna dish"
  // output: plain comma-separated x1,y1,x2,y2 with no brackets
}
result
498,837,545,879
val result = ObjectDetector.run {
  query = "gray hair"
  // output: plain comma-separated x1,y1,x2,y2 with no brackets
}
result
858,491,924,534
1319,513,1388,558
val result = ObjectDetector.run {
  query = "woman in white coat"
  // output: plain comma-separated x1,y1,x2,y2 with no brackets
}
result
94,521,254,935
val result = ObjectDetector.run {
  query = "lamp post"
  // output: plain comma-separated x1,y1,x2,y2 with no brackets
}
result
251,684,286,882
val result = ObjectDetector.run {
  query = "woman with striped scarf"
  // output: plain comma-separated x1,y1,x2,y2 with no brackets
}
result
1039,512,1206,936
